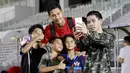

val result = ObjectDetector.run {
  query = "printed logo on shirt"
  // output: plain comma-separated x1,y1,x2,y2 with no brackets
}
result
74,61,80,66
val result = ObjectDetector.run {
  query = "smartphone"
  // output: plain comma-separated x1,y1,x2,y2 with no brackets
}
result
75,17,82,32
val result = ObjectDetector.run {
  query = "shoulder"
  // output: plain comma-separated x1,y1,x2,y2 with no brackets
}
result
41,53,50,60
77,55,84,60
45,24,51,31
44,45,51,53
103,32,115,40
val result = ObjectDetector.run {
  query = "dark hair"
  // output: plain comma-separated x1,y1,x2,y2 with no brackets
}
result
87,10,102,19
124,36,130,44
63,34,76,49
82,17,87,24
46,1,62,15
1,70,8,73
49,37,62,44
28,24,45,34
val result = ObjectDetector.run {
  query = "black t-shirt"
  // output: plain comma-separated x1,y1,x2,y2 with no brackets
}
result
21,47,46,73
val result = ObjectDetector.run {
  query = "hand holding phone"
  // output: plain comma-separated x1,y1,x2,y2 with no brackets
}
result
75,17,82,32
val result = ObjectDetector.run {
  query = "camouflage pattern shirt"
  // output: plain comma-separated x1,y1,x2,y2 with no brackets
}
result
83,32,115,73
38,53,64,73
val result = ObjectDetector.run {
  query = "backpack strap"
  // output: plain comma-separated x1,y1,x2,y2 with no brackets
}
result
50,17,74,37
67,17,74,29
50,22,55,37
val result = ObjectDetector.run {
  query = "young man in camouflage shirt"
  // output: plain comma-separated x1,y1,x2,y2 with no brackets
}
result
75,11,115,73
38,37,66,73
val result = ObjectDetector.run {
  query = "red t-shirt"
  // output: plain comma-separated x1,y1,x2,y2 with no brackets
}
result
41,17,75,44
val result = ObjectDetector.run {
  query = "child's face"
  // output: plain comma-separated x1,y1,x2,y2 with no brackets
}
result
31,28,43,38
65,37,76,50
53,39,63,52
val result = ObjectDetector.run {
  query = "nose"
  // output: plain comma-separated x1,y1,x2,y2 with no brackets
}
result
89,21,93,26
68,42,71,46
55,15,59,19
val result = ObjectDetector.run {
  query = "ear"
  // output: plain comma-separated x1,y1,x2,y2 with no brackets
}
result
99,19,103,24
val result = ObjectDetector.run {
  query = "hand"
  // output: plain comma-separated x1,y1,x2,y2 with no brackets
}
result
75,22,89,34
69,65,74,73
74,22,90,40
57,60,66,69
74,32,83,40
58,56,64,61
81,51,86,56
76,70,82,73
35,34,44,41
75,51,81,57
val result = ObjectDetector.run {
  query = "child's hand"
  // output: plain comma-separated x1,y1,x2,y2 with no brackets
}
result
58,56,64,61
75,51,81,56
57,60,66,69
35,34,44,41
69,66,74,73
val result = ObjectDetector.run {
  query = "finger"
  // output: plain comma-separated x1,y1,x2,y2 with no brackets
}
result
60,59,65,63
72,27,75,32
81,22,86,26
75,26,82,29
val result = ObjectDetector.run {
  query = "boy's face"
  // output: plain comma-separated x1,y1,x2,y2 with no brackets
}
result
31,28,43,38
65,37,76,50
52,39,63,52
87,15,102,32
49,8,64,27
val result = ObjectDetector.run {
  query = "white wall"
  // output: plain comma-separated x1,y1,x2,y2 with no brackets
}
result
15,6,34,21
0,6,34,23
0,6,15,23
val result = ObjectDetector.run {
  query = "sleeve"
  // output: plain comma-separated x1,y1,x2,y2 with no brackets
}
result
119,48,125,58
38,53,49,68
20,44,27,55
83,32,115,49
41,25,52,44
20,36,31,55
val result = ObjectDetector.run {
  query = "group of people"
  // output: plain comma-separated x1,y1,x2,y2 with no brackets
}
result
20,1,115,73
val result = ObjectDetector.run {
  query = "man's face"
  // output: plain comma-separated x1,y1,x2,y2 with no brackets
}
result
87,15,102,32
49,8,64,27
53,39,63,52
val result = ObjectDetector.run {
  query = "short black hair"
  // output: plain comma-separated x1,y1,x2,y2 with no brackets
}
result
124,36,130,44
49,37,62,44
82,17,87,24
87,10,102,19
46,1,62,15
28,24,45,34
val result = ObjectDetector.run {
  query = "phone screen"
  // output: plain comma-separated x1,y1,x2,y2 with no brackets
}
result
75,17,82,27
75,17,82,32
